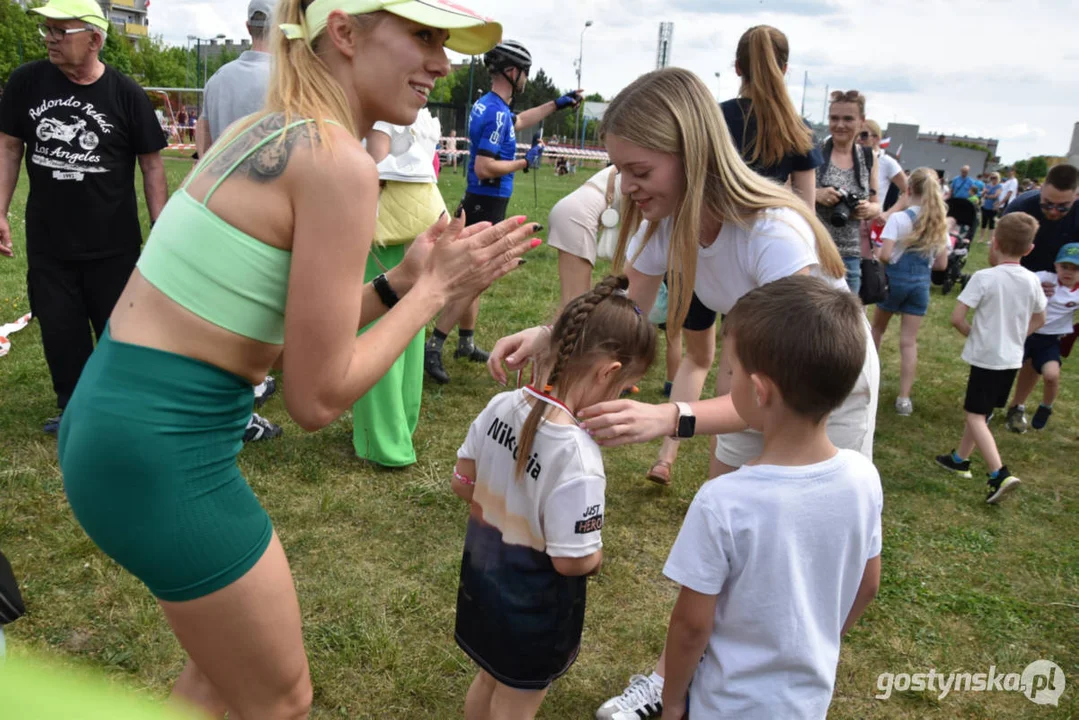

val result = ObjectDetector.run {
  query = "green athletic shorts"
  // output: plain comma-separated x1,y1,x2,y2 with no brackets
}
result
59,326,272,602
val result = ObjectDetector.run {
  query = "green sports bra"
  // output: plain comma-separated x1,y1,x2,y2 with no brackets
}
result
137,119,321,345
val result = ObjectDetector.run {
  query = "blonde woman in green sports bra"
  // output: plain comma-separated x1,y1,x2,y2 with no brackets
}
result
57,1,538,717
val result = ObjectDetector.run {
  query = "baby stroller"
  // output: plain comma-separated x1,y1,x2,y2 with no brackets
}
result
934,198,975,295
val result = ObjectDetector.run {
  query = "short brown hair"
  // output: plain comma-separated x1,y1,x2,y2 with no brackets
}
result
1045,163,1079,192
994,212,1039,256
723,276,866,422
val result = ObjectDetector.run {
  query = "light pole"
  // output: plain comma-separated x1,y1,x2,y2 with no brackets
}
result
576,20,593,149
192,33,227,116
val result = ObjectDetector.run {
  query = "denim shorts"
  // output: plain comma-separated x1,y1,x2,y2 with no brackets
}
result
878,252,932,316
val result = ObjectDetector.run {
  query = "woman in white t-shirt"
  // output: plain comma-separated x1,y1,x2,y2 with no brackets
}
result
490,68,879,478
353,109,446,467
860,119,907,214
870,168,950,416
488,69,880,718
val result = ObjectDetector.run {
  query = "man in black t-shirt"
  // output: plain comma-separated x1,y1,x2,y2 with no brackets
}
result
0,0,167,433
1001,163,1079,273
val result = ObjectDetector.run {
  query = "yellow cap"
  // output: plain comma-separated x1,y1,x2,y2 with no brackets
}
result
29,0,110,33
280,0,502,55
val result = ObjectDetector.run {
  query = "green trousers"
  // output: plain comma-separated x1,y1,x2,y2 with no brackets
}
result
352,243,424,466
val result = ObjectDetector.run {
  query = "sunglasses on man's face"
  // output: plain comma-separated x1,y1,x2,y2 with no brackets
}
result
1041,200,1074,214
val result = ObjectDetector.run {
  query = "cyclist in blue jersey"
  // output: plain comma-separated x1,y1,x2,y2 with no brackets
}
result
425,40,584,383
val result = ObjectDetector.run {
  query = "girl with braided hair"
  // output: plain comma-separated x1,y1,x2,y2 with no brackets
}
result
451,275,656,720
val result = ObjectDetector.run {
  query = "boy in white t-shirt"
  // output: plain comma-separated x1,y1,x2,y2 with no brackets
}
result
1004,242,1079,432
936,213,1047,503
659,276,883,720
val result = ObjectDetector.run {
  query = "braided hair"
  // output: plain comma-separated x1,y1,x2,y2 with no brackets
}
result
514,275,657,481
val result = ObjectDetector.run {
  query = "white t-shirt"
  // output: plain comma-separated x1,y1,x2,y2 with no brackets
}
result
876,151,902,196
999,177,1019,206
372,109,440,183
1036,271,1079,336
663,450,883,720
957,264,1047,369
880,206,937,265
629,208,847,315
457,390,605,558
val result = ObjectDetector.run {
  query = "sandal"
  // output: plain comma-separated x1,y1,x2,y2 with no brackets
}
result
646,460,673,486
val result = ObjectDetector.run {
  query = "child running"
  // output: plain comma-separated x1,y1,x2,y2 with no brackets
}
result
452,275,657,720
871,167,951,416
1004,242,1079,432
936,213,1047,503
658,276,882,720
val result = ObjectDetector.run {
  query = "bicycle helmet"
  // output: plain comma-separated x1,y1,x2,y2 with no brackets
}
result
484,40,532,74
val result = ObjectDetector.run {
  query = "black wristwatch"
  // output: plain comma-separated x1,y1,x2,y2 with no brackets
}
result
672,401,695,439
373,273,399,309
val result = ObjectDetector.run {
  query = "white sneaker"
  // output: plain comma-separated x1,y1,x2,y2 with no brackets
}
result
895,397,913,416
596,674,663,720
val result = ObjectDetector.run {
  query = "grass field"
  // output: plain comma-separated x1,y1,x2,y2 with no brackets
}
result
1,158,1076,719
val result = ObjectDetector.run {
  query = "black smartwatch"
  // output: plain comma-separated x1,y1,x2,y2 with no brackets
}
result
672,401,695,439
373,273,399,309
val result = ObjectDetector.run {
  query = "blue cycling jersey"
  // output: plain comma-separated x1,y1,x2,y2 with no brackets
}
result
467,91,518,198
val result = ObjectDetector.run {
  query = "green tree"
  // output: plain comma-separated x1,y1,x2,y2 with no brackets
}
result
1027,156,1049,181
0,0,47,84
130,36,190,87
100,25,134,74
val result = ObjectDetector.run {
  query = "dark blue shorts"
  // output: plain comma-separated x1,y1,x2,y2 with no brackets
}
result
1024,333,1063,374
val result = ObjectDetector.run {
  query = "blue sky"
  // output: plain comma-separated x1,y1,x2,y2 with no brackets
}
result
152,0,1078,163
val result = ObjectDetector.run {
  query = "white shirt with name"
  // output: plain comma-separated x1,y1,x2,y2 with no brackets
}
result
663,450,883,720
628,207,848,315
1036,271,1079,336
957,264,1047,369
457,390,605,558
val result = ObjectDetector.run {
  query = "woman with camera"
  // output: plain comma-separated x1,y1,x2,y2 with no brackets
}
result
816,90,881,294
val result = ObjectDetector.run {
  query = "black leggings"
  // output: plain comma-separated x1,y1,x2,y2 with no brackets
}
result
27,250,138,409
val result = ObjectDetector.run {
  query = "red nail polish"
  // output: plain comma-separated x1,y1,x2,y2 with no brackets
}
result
517,217,527,225
530,239,542,248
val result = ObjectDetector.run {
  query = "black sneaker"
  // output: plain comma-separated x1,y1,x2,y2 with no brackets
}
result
935,451,972,479
243,413,283,443
254,376,277,409
43,411,64,435
1031,404,1052,430
454,344,489,363
986,466,1020,504
425,346,450,384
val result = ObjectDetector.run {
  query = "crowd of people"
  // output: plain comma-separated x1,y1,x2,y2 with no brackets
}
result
0,0,1076,719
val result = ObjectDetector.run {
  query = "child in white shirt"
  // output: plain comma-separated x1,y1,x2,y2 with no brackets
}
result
1004,242,1079,432
659,275,883,720
452,276,657,720
936,213,1047,503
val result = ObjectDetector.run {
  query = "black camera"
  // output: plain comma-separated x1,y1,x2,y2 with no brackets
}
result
828,187,865,227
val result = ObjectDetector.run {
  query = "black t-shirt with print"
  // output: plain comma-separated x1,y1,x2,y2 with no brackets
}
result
0,61,166,261
720,97,823,183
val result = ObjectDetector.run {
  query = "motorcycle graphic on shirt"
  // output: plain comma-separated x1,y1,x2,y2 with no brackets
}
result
35,116,100,151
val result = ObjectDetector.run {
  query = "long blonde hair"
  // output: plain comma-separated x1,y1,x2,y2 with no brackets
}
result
601,68,843,330
735,26,814,167
902,167,950,256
